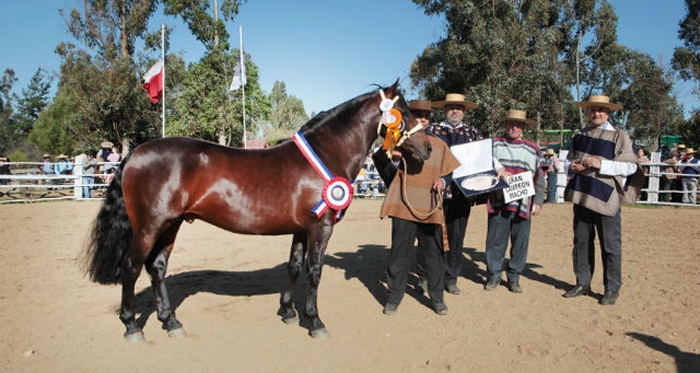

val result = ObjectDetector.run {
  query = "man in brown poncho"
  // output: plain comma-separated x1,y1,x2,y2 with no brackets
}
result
373,100,461,316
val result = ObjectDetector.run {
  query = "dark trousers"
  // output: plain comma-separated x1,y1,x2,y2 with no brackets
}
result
416,195,470,286
485,211,531,282
571,204,622,293
386,218,445,305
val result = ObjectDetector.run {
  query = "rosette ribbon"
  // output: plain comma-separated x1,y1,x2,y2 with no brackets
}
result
293,131,353,220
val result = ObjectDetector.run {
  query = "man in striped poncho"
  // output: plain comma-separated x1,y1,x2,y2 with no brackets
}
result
484,110,545,293
562,95,642,306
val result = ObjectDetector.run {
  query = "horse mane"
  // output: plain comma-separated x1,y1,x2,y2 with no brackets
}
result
299,88,379,133
276,83,402,144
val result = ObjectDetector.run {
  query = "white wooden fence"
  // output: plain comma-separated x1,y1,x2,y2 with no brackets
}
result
0,154,116,204
1,152,698,206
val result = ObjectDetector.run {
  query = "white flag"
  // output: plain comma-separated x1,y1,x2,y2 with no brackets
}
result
229,26,246,91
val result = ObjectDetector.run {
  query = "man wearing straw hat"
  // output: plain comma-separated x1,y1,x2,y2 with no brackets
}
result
484,109,545,293
563,95,642,305
420,93,484,296
373,99,461,316
679,147,699,204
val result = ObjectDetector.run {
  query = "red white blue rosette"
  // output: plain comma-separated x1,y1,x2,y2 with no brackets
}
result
322,177,353,210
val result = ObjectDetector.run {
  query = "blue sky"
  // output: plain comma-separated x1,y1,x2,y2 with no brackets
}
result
0,1,695,118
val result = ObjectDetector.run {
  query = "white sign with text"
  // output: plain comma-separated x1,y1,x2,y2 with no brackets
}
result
503,171,535,203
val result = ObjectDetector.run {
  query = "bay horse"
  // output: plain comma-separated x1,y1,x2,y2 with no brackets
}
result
82,81,432,341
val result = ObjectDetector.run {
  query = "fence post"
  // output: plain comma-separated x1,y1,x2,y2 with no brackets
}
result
647,152,660,203
556,149,568,203
74,155,85,198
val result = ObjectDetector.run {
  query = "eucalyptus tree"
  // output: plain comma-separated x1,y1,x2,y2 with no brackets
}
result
410,0,573,137
13,69,53,139
167,49,270,145
263,81,308,144
672,0,700,147
0,69,17,153
673,0,700,100
618,52,684,149
162,0,265,146
41,0,163,154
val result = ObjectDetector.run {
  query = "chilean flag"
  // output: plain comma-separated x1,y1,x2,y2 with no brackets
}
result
142,59,163,104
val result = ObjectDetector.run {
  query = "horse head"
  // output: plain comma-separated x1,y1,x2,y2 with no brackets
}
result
377,81,432,162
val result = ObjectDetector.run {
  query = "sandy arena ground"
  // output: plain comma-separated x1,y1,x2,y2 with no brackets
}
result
1,199,699,373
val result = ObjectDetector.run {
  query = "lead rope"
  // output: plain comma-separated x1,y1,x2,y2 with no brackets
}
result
399,158,451,252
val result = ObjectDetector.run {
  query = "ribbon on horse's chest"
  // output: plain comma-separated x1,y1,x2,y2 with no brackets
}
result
293,131,353,219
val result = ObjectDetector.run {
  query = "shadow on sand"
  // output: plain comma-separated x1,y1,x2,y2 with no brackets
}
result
626,332,700,373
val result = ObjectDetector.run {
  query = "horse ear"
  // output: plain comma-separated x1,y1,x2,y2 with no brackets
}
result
390,79,400,94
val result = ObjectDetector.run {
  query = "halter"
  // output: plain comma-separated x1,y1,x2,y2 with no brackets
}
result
376,89,424,157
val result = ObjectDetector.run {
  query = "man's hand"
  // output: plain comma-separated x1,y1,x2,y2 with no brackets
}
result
432,178,446,192
532,204,542,216
571,157,601,172
582,156,601,169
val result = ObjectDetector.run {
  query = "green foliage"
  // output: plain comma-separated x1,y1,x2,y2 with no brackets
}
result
263,81,309,144
13,69,53,137
0,69,18,153
168,49,270,146
411,0,682,144
162,0,247,51
411,0,573,137
28,91,77,155
673,0,700,87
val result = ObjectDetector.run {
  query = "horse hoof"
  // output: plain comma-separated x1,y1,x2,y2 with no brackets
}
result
124,331,146,343
309,328,330,339
282,316,299,325
167,327,188,339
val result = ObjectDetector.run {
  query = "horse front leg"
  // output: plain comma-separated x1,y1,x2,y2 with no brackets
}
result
305,224,333,339
280,233,306,325
119,254,145,342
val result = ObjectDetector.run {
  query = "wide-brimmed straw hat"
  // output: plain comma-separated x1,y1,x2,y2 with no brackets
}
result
433,93,478,110
545,148,556,156
57,154,67,159
686,147,695,154
408,99,433,113
678,144,686,150
496,109,537,125
42,153,51,159
101,141,114,148
575,95,623,111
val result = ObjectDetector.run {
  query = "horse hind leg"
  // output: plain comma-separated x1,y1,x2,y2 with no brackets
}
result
145,222,187,338
280,233,305,325
119,252,146,342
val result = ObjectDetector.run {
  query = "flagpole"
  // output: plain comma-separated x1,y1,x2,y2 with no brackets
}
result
161,24,166,138
240,25,246,149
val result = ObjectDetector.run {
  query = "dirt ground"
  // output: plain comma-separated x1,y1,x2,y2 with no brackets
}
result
1,199,699,373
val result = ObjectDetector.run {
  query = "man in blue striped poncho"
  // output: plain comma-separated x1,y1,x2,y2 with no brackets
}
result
484,109,545,293
563,95,642,305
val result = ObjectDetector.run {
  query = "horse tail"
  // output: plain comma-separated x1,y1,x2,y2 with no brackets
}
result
82,156,132,284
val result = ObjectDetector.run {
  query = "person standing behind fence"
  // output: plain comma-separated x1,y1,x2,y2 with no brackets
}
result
40,154,53,174
679,147,699,204
54,154,73,177
543,148,561,203
82,151,97,198
563,95,642,306
0,155,11,185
